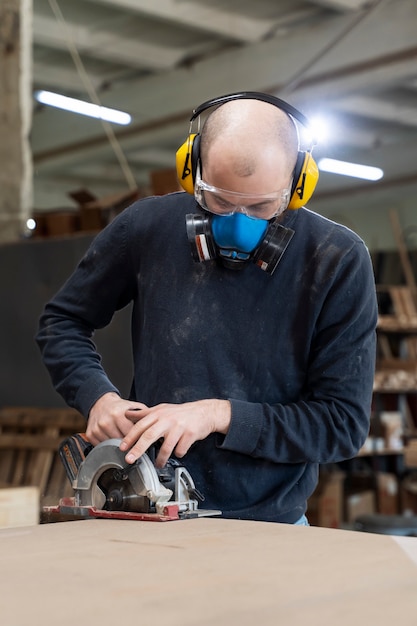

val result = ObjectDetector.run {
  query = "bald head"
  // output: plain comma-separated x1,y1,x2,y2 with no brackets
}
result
200,99,299,193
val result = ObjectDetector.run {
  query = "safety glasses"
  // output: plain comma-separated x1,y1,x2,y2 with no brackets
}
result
194,165,292,220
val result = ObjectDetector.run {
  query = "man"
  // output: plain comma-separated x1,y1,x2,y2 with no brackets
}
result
36,93,377,524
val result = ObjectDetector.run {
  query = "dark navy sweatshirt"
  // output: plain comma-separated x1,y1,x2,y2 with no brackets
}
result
36,192,378,523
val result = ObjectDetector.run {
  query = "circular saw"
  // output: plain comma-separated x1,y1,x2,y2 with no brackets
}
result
45,434,220,521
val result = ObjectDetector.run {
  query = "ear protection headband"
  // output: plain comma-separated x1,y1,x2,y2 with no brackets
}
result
176,91,319,210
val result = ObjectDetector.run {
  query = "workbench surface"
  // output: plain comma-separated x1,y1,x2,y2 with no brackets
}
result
1,518,417,625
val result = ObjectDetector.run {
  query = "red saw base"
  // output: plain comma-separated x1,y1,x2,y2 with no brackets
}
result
43,497,182,521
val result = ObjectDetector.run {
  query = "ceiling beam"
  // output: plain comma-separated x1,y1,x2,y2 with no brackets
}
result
127,147,176,167
335,95,417,128
33,61,103,92
291,48,417,108
33,13,215,71
84,0,284,43
33,118,187,171
307,0,370,11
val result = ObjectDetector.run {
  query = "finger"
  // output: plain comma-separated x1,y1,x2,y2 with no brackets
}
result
154,442,173,468
125,405,148,423
125,401,148,412
154,428,184,468
122,423,162,463
86,430,101,446
173,433,194,459
120,413,156,449
86,422,126,446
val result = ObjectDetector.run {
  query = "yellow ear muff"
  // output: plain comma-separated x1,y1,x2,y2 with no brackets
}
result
288,152,319,210
176,133,198,195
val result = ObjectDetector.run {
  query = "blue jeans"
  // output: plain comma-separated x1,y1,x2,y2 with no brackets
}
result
294,514,309,526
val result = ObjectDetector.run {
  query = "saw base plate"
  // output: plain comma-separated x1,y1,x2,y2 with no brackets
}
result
43,497,221,522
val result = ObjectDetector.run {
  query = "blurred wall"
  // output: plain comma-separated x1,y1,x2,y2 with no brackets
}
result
0,233,133,410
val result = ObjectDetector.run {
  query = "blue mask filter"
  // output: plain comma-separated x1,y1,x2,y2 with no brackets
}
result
186,211,295,273
211,213,268,261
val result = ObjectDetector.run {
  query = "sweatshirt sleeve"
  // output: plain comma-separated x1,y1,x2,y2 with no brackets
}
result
35,208,137,417
220,240,378,464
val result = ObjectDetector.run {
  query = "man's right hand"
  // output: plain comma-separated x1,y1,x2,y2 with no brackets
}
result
86,392,147,445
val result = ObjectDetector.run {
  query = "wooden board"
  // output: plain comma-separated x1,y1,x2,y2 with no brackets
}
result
0,487,39,529
1,518,417,626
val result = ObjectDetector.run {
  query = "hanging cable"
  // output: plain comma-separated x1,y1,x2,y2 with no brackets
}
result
47,0,137,191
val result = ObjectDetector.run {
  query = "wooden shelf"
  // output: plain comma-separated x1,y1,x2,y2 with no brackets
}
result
378,317,417,333
376,358,417,369
357,447,404,457
374,387,417,394
374,360,417,393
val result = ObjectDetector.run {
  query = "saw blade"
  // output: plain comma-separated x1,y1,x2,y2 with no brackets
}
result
96,468,151,512
73,439,172,512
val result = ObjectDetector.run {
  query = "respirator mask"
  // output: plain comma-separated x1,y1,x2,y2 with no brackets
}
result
186,165,295,274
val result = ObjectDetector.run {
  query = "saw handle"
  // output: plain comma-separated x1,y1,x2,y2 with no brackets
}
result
59,433,93,484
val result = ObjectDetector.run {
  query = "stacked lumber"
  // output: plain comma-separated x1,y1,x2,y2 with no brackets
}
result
377,284,417,366
0,406,85,509
404,439,417,468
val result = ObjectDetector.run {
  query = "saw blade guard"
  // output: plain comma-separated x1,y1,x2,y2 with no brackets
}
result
73,439,172,511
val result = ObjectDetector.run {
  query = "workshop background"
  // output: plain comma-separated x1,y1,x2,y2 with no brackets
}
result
1,0,417,529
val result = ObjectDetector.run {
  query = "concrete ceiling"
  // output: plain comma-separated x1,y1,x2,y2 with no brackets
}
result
31,0,417,222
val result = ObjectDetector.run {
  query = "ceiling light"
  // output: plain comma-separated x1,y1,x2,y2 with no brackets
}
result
34,90,132,125
318,158,383,181
303,115,329,145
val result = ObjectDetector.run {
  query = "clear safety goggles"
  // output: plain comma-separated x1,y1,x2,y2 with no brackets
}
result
194,165,292,220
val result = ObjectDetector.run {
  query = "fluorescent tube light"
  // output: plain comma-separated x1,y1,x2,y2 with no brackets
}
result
35,90,132,125
318,158,383,181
